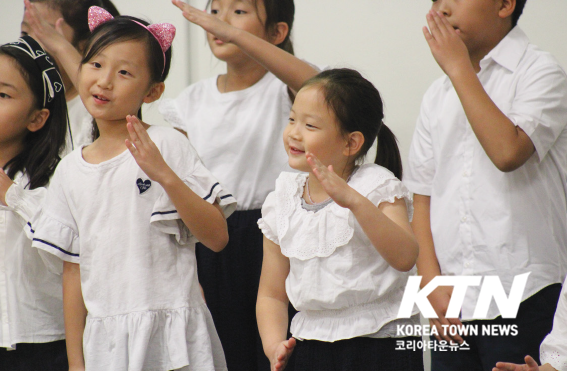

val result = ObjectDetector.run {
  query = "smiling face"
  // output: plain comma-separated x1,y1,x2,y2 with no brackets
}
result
0,55,40,154
284,86,351,174
78,39,155,124
431,0,512,59
208,0,271,63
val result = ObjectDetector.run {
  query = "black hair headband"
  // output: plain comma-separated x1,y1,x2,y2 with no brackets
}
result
4,36,65,109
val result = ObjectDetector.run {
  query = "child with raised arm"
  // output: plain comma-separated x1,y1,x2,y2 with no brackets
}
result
257,69,423,371
405,0,567,369
162,1,319,369
26,8,235,371
21,0,119,150
0,36,68,370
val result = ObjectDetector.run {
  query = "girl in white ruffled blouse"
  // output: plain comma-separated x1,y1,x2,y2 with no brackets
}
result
257,68,424,371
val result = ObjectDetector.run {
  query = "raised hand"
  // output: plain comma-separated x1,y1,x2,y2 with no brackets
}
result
124,116,175,184
0,169,14,206
305,152,360,209
493,356,541,371
23,0,70,55
270,337,296,371
423,10,471,78
171,0,236,43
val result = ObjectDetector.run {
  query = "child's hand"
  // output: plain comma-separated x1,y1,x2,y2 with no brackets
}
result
428,285,464,344
0,169,14,206
270,337,296,371
171,0,237,43
493,356,541,371
125,116,175,184
306,152,360,209
423,10,472,78
23,0,69,55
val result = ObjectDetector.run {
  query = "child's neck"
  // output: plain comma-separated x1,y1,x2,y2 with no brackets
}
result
220,59,267,93
469,26,513,73
82,118,135,164
0,140,24,169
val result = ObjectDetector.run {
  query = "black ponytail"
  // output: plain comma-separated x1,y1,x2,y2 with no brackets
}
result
301,68,403,179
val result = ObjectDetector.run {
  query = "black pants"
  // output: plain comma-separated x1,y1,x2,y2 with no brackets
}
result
0,340,68,371
196,209,296,371
294,336,424,371
431,283,562,371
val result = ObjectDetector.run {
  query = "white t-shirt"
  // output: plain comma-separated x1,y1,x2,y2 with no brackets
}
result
258,164,418,342
26,126,235,371
65,95,94,155
159,72,292,211
405,26,567,320
540,276,567,371
0,173,64,349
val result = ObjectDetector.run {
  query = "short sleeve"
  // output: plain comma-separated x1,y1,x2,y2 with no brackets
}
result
367,178,414,222
159,98,186,131
149,128,236,243
540,281,567,371
510,61,567,162
257,191,278,245
5,173,46,222
26,165,80,264
405,86,438,196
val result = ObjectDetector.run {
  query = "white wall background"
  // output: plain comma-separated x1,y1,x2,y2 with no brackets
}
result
1,1,566,368
1,0,566,165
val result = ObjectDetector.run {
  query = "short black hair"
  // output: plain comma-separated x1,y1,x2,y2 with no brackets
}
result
512,0,527,27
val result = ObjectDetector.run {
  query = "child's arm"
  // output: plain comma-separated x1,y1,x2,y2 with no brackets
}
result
125,116,228,252
63,261,87,371
413,194,464,344
306,153,418,272
23,0,82,88
423,10,534,172
256,236,295,371
171,0,318,94
493,355,557,371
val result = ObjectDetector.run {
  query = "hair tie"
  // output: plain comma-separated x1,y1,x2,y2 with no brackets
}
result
88,6,176,74
4,36,65,109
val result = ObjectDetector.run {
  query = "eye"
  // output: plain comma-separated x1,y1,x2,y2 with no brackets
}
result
0,92,11,99
306,123,317,129
92,62,102,68
234,9,247,15
118,70,131,76
211,9,219,15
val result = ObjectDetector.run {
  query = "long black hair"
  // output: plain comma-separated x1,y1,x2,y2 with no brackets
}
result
0,46,67,189
301,68,403,180
82,15,173,140
207,0,295,54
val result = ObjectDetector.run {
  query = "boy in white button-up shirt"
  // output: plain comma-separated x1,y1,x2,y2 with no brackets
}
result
405,0,567,370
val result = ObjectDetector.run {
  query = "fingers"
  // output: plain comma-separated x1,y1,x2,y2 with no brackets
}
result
524,356,538,369
446,317,464,343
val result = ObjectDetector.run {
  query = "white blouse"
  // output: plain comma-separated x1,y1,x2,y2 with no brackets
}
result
159,72,292,211
540,276,567,371
26,126,235,371
258,164,418,342
0,173,64,349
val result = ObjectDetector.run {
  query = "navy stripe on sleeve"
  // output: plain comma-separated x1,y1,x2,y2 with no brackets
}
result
151,210,178,217
27,222,35,233
33,238,79,257
203,183,220,201
220,194,233,200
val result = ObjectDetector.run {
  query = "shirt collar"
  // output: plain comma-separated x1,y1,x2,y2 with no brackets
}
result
481,26,530,73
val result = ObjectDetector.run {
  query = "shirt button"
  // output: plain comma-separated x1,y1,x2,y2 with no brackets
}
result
461,216,467,222
464,262,470,268
462,172,468,177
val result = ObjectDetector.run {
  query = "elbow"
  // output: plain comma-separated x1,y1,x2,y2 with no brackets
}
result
493,157,523,173
491,147,532,173
208,230,229,253
393,241,420,273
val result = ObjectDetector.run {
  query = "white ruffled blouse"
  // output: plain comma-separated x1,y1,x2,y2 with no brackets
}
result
26,126,235,371
540,276,567,371
258,164,418,342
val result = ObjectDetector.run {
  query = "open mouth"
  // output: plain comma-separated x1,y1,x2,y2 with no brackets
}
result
93,94,109,103
289,146,305,155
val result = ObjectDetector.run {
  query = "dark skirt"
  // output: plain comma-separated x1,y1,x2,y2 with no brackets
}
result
0,340,68,371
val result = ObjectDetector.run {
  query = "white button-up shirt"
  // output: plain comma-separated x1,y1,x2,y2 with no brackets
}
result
405,27,567,320
0,173,64,349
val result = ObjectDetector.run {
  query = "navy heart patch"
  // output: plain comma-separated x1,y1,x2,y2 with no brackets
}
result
136,178,151,194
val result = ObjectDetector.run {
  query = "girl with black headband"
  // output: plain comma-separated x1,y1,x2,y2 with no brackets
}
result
0,36,68,371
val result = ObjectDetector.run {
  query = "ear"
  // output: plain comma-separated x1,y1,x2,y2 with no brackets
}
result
143,82,165,104
343,131,365,157
26,108,50,132
498,0,516,20
270,21,289,47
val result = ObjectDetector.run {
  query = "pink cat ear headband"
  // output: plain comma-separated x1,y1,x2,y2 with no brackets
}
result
87,6,176,74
